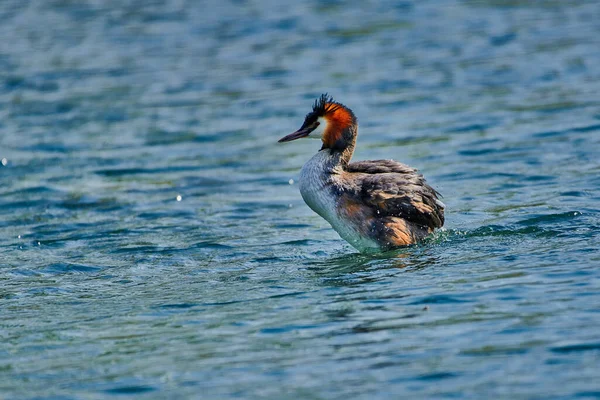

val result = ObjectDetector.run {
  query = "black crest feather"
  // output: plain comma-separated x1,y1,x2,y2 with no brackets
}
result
312,93,341,116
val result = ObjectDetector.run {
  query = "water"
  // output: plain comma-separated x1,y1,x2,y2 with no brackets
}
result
1,0,600,398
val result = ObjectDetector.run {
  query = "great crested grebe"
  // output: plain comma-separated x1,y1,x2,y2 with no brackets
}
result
279,94,445,253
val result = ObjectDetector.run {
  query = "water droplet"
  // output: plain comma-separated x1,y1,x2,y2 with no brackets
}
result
176,195,182,202
288,179,294,185
17,235,21,239
1,158,7,166
37,242,41,246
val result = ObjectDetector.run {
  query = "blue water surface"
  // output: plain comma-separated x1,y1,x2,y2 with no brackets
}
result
1,0,600,398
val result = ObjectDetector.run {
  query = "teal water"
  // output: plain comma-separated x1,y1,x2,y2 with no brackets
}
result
1,1,600,398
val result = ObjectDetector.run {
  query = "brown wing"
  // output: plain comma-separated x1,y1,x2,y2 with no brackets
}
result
347,159,417,174
345,160,445,230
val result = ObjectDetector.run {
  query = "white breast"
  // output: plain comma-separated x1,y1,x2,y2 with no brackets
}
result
299,151,380,252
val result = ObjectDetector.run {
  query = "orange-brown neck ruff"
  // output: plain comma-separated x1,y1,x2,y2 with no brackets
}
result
322,103,356,150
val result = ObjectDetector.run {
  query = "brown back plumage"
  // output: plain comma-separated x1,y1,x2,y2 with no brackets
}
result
345,159,445,231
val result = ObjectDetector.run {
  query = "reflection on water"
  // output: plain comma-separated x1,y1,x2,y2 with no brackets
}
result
1,0,600,398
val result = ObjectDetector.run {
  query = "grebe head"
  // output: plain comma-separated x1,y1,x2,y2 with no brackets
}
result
278,94,357,151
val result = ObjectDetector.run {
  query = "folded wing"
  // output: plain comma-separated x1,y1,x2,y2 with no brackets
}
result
346,160,445,230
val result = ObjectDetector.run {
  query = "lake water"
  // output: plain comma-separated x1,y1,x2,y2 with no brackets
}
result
1,0,600,398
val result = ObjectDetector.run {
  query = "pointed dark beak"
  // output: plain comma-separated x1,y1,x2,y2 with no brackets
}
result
278,127,311,143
